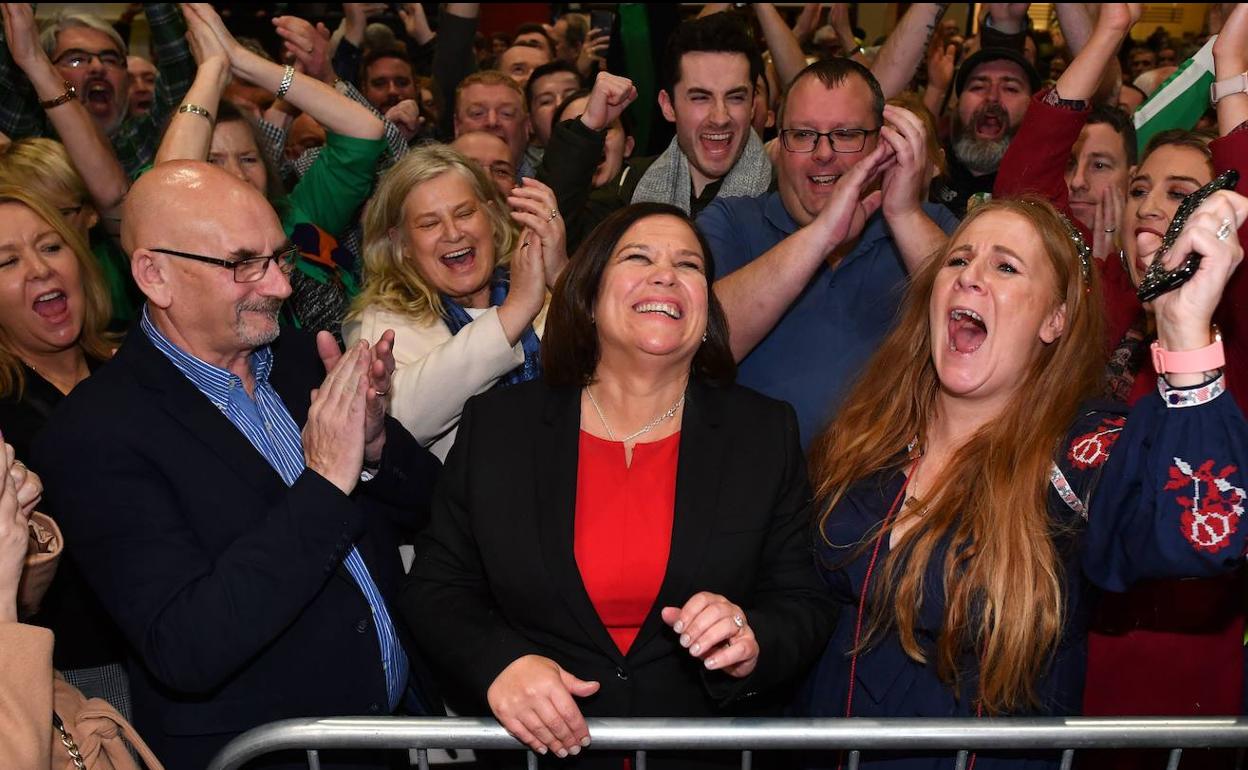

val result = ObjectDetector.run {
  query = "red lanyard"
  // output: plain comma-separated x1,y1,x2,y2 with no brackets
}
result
838,459,981,770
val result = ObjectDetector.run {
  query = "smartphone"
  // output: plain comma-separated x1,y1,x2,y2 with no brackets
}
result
590,9,615,43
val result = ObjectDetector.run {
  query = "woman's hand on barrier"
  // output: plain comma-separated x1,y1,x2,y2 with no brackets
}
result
508,178,569,290
487,654,600,757
662,592,759,678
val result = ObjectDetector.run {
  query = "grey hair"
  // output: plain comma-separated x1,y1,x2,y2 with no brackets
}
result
40,12,128,59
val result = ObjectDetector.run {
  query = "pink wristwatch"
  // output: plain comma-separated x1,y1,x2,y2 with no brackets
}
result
1151,328,1225,375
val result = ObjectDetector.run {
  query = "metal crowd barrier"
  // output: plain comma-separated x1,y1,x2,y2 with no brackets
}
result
206,716,1248,770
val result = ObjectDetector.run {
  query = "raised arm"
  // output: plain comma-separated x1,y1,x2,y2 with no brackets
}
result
153,5,230,165
0,3,128,222
870,3,951,99
1213,3,1248,137
433,3,481,140
187,3,383,141
752,4,808,90
1055,4,1139,101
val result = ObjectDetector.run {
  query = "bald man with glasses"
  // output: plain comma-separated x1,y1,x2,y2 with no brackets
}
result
33,161,442,770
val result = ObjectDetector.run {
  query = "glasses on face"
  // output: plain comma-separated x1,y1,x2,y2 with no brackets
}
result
150,245,299,283
54,48,126,70
780,127,880,154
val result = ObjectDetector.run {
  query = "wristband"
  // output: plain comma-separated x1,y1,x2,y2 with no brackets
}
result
1210,72,1248,105
39,81,76,110
1151,327,1225,375
177,103,213,122
275,64,296,100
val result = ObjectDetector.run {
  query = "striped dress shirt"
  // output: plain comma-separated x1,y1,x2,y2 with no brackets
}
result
140,309,409,710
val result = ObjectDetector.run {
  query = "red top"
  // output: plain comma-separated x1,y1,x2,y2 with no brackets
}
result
574,430,680,654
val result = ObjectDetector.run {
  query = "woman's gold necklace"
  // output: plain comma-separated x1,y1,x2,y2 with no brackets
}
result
585,385,686,443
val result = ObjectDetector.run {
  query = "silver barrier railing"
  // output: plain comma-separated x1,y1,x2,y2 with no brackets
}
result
206,717,1248,770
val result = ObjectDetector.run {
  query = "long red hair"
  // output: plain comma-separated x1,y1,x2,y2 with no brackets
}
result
810,198,1106,713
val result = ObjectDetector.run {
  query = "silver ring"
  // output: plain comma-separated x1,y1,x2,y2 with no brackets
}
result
547,209,558,222
521,240,531,248
1103,227,1116,233
732,614,745,630
1217,217,1235,241
375,389,389,397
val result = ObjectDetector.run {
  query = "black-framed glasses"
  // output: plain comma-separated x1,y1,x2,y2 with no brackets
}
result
151,245,298,283
779,127,880,154
54,48,126,70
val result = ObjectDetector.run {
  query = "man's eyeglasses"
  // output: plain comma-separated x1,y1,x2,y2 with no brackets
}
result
779,127,880,154
54,48,126,70
150,245,299,283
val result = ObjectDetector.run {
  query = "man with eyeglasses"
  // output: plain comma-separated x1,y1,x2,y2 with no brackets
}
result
32,161,442,770
699,58,958,447
0,7,194,177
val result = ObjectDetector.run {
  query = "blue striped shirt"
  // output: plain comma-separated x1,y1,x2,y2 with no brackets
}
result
141,308,409,710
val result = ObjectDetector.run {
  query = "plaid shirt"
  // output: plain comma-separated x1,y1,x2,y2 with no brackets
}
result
0,4,193,178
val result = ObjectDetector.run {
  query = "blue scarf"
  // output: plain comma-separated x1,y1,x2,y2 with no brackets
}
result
441,268,542,388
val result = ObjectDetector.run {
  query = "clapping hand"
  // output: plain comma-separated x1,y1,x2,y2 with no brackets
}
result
880,104,930,221
811,140,894,248
273,14,334,84
303,337,372,495
508,178,568,290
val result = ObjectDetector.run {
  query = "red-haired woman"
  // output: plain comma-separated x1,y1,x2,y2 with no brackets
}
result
802,192,1248,770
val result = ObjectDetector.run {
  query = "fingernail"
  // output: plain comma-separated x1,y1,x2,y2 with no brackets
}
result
679,633,690,647
705,657,718,669
581,737,592,747
690,642,701,655
556,749,568,758
537,747,548,755
673,621,684,634
570,745,581,756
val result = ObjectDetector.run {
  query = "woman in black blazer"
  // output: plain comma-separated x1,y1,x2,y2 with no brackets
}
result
400,203,837,764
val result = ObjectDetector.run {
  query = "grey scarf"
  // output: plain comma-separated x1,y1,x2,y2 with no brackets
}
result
631,130,773,214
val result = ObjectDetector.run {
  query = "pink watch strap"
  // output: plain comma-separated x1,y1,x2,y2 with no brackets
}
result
1151,337,1226,374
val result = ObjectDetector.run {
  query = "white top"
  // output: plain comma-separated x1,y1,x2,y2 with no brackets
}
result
343,301,549,461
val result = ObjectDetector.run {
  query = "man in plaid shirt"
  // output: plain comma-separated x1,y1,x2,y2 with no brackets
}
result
0,4,193,178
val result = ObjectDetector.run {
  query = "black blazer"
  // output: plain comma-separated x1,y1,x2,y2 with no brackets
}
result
32,328,441,770
401,377,837,723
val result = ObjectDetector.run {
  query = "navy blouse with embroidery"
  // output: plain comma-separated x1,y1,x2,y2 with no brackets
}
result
802,377,1248,770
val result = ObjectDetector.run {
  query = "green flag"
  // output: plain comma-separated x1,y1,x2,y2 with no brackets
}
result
1133,37,1217,153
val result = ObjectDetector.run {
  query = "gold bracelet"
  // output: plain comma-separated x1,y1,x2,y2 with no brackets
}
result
177,103,214,122
39,81,76,109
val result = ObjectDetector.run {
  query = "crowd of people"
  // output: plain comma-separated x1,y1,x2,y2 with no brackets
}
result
0,2,1247,769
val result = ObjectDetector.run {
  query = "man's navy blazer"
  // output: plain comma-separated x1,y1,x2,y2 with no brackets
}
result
32,327,442,769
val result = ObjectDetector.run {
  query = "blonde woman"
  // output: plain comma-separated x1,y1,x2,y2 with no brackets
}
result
345,145,567,460
0,138,141,329
0,185,131,720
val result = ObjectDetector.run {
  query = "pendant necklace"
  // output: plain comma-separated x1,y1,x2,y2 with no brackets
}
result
585,385,686,443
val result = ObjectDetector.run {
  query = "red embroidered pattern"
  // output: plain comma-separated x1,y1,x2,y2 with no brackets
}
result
1068,416,1126,469
1166,458,1247,553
